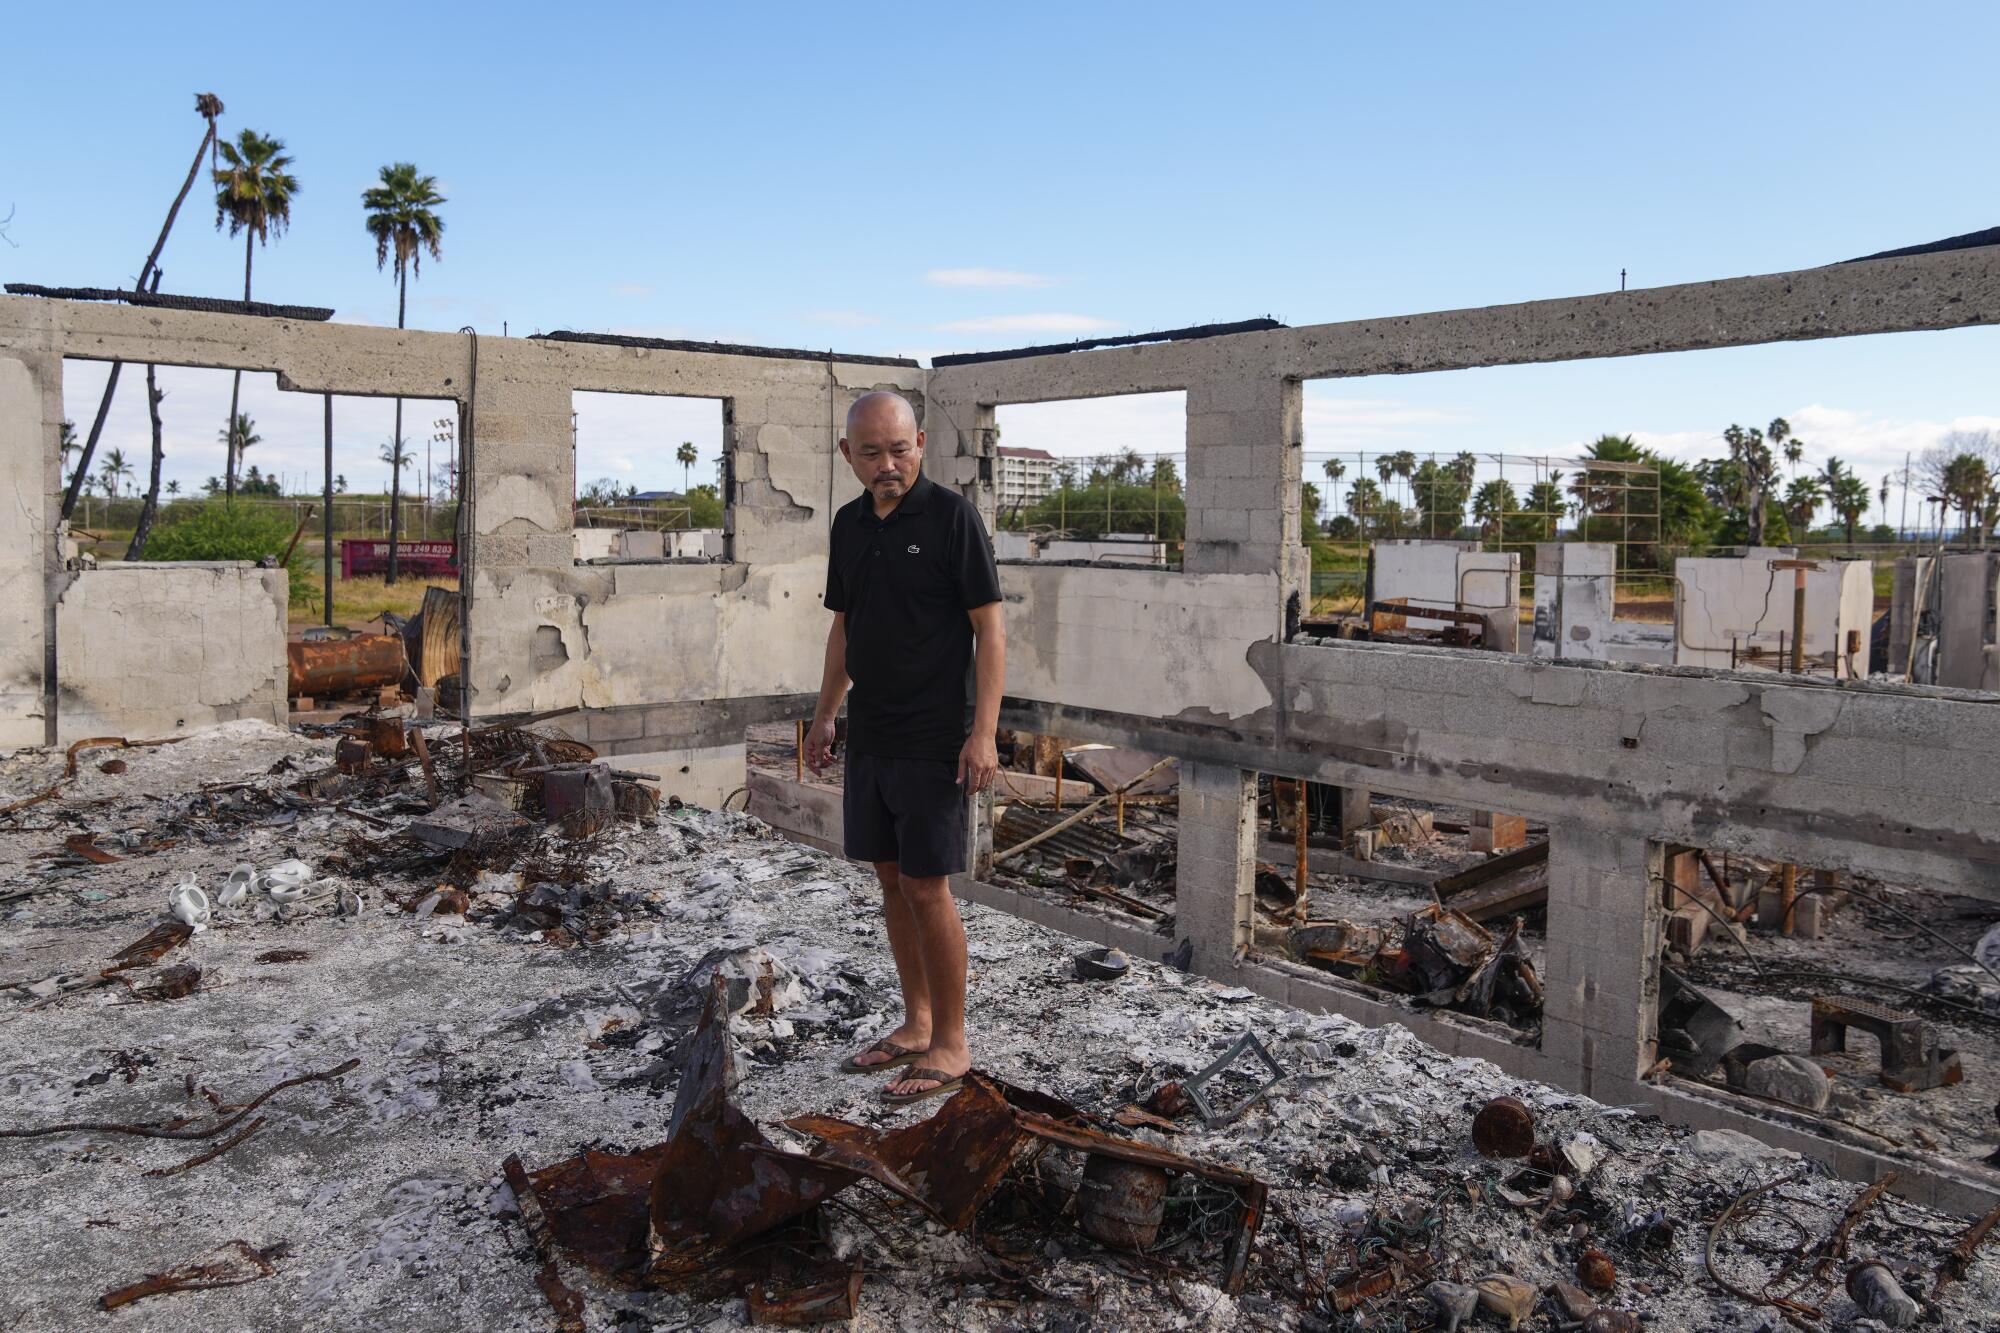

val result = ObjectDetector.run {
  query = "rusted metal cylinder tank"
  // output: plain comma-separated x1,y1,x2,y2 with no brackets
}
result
287,634,407,698
1076,1154,1168,1251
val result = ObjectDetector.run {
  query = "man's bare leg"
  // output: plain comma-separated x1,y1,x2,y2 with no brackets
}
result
849,861,933,1069
884,872,969,1096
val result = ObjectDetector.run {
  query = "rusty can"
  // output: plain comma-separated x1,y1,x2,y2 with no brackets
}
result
1471,1095,1536,1159
366,715,408,757
1076,1154,1168,1251
1576,1246,1617,1293
334,736,372,774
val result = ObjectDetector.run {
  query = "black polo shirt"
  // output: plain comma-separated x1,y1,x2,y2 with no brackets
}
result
823,473,1002,761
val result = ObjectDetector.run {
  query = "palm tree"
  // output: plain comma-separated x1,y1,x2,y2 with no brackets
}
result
166,480,181,496
219,413,260,479
1783,475,1822,538
1879,474,1892,530
363,162,446,584
1722,423,1777,546
676,441,698,492
380,437,415,487
100,448,134,498
213,128,299,502
1345,477,1384,541
1472,479,1517,540
63,93,225,523
1941,453,1991,544
1829,472,1872,548
1526,478,1567,538
1771,417,1800,477
1818,456,1847,501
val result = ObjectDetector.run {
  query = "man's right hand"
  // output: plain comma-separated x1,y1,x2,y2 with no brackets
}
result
803,718,838,775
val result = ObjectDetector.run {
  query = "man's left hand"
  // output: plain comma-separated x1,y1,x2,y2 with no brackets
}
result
956,735,999,793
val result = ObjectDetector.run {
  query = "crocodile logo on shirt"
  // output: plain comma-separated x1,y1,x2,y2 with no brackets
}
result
906,544,921,554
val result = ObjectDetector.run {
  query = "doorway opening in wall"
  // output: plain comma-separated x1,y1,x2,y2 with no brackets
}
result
571,390,727,562
990,392,1186,567
1296,326,2000,688
59,358,456,630
1652,840,1997,1165
1271,784,1548,1041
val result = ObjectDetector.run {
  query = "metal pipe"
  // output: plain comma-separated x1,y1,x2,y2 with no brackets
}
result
1294,779,1309,925
323,395,334,629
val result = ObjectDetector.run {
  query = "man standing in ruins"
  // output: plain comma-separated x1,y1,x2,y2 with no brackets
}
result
805,391,1004,1105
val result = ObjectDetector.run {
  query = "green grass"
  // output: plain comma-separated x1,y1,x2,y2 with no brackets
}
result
291,575,456,629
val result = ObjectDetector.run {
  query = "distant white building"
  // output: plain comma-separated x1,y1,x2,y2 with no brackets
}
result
996,446,1058,509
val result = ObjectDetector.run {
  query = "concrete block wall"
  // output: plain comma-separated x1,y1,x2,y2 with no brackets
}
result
1174,761,1257,971
52,563,288,742
1533,541,1615,661
0,352,56,747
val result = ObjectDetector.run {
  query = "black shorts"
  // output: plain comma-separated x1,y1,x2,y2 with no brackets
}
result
843,751,967,878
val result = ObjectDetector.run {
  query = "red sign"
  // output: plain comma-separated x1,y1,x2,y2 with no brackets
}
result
339,539,458,580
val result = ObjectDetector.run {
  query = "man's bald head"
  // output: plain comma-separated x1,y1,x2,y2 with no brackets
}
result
846,391,918,437
840,392,926,510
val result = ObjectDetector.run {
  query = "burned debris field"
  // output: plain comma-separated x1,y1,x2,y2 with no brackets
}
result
3,720,1997,1331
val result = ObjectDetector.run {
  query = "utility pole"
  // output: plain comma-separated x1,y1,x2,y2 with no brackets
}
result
1898,452,1910,542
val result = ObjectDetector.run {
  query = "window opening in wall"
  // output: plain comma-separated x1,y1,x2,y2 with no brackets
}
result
1294,328,2000,689
1651,841,1994,1161
991,392,1186,567
571,390,727,562
1271,784,1547,1040
60,358,455,629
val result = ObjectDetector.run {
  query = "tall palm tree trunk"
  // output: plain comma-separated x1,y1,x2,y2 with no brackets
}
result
62,103,220,522
387,266,407,585
224,233,253,503
127,362,169,559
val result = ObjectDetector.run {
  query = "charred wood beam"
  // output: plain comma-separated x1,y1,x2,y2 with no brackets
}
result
5,283,334,321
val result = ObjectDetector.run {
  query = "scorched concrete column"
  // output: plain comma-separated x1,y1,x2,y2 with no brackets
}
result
466,374,575,716
1182,376,1304,595
0,353,58,748
1540,826,1663,1102
1174,761,1258,970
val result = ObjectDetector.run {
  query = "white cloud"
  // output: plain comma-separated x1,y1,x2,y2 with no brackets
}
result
995,392,1186,460
611,283,656,297
802,310,882,328
925,267,1054,289
936,313,1115,336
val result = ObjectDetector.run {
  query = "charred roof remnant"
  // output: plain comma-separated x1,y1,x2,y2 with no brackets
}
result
1842,225,2000,263
929,316,1285,367
531,329,919,369
2,282,334,321
502,976,1268,1326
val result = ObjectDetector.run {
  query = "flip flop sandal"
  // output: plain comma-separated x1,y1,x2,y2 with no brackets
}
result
839,1039,923,1075
881,1066,966,1106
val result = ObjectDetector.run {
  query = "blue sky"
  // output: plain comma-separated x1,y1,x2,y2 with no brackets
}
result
6,2,1996,516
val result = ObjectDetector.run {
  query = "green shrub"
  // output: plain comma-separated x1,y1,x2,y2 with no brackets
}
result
143,502,311,604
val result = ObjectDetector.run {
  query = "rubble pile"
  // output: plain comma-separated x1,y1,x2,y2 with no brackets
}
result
3,721,1998,1330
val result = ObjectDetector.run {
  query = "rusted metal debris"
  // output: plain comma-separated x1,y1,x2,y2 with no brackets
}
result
64,832,122,864
1471,1096,1536,1160
107,919,194,973
1183,1030,1288,1127
505,977,1270,1316
99,1240,290,1311
0,735,185,820
287,633,407,699
745,1265,864,1326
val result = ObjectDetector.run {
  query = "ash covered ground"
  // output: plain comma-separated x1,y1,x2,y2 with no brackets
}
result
3,722,1997,1331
